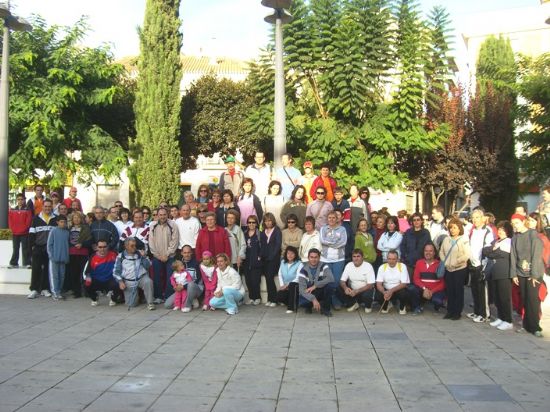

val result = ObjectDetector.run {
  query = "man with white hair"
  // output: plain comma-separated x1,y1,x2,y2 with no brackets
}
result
468,208,494,323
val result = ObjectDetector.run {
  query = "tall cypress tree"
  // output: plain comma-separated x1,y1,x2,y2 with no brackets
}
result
133,0,182,206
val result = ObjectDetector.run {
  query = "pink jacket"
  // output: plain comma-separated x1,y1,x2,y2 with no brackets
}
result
200,265,218,291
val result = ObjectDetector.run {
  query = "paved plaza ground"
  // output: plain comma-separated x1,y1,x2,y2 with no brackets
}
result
0,291,549,412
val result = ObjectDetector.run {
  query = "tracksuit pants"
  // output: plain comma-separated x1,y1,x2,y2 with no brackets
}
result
30,246,50,292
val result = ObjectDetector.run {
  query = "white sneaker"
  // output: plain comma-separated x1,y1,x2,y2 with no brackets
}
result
364,307,372,314
466,312,476,319
41,290,52,297
91,300,98,306
286,310,294,314
497,321,513,331
490,318,503,327
109,299,117,307
192,299,200,309
347,302,359,312
147,304,156,311
472,315,487,323
202,305,208,311
27,290,39,299
268,302,277,307
399,308,407,315
265,301,272,306
381,302,392,314
181,307,191,313
173,306,181,311
252,299,261,305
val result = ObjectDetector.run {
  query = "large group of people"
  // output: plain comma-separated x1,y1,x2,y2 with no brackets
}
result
7,152,550,337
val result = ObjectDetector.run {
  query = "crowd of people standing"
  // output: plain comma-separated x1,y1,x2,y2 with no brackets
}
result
8,152,550,337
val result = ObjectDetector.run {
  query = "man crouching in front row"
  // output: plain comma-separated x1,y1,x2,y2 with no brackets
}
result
298,248,335,317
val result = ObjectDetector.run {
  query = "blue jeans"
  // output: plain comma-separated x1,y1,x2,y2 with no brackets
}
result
152,256,175,299
325,260,345,307
49,261,65,296
210,288,243,314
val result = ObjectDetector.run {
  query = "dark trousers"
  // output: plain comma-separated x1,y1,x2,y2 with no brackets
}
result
67,255,88,297
299,285,334,313
30,246,49,292
374,288,409,310
445,268,467,317
243,266,262,300
518,276,542,334
470,266,488,318
85,278,122,302
10,234,30,266
263,259,279,302
492,278,512,323
276,282,299,311
152,257,175,299
336,287,375,308
409,285,446,310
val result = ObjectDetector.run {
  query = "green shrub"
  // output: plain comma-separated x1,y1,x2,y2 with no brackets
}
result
0,229,13,240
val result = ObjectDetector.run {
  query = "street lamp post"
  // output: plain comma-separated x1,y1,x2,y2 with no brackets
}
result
261,0,292,169
0,2,32,228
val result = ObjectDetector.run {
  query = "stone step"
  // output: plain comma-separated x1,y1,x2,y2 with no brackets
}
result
0,266,31,295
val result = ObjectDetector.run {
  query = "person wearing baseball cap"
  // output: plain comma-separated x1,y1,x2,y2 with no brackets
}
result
299,160,316,203
219,155,244,197
63,186,82,212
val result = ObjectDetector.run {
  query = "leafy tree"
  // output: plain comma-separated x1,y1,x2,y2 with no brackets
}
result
133,0,182,206
7,16,131,188
517,53,550,184
180,74,254,166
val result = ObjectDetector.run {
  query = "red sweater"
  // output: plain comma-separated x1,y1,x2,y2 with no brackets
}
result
8,207,33,235
413,258,445,293
195,226,231,260
309,176,337,201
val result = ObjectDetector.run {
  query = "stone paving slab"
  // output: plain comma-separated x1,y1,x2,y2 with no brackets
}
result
0,291,549,412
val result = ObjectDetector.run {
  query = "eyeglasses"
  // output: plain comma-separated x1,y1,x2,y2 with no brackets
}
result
412,218,422,222
287,220,296,224
316,192,325,195
200,189,208,192
142,211,150,215
247,221,257,224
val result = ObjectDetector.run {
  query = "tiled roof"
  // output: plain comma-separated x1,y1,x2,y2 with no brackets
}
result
117,55,249,76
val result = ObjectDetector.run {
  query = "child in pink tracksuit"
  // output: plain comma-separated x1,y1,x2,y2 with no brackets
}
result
199,250,217,310
170,260,193,312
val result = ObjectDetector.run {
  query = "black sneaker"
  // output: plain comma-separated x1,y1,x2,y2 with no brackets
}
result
443,313,453,319
322,309,333,317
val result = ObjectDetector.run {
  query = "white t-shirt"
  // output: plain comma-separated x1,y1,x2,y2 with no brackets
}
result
377,263,409,290
175,216,201,249
341,262,375,290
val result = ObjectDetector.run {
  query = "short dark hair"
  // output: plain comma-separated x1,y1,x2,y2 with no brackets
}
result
16,193,25,199
56,215,67,222
351,248,364,257
320,162,331,170
387,249,399,259
308,248,321,257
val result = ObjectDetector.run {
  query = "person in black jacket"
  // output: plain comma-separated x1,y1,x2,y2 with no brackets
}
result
27,199,57,299
243,215,263,305
260,212,282,307
483,221,514,331
401,212,432,276
90,206,119,251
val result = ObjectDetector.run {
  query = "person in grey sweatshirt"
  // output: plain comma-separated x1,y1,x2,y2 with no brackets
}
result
47,215,69,300
113,238,155,310
298,248,335,317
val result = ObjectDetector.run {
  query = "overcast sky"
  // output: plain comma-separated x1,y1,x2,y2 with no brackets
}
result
13,0,540,61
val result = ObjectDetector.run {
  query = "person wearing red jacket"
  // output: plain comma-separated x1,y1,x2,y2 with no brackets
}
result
309,163,337,202
195,212,231,261
410,243,446,314
8,193,33,268
63,186,83,212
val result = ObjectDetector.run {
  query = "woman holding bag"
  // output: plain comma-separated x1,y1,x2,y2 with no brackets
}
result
439,218,471,320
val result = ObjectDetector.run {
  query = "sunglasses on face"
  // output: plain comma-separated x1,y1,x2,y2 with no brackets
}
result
287,220,296,224
247,221,257,224
316,192,325,195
